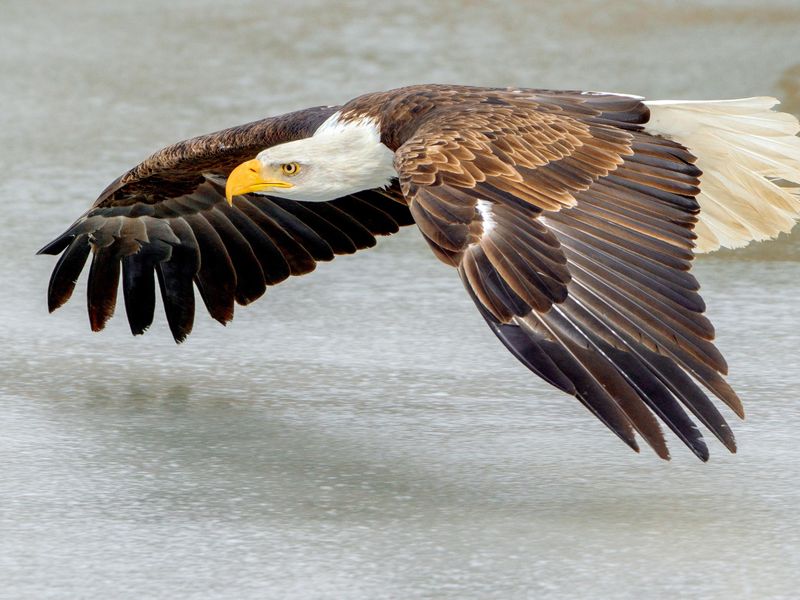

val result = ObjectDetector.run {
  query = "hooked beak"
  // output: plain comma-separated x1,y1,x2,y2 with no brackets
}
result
225,159,293,205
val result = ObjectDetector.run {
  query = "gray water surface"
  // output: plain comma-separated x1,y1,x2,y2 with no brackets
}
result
2,1,800,598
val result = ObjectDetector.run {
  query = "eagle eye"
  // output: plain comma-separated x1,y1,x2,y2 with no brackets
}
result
281,163,300,176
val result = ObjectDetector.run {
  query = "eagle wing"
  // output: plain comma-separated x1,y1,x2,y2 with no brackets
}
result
39,107,413,342
394,91,743,460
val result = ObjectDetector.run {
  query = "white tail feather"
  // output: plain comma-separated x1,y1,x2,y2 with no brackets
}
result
644,98,800,253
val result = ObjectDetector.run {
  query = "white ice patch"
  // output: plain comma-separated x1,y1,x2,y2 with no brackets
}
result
477,199,496,235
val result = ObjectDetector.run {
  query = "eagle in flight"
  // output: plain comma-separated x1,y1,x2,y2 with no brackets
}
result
39,85,800,461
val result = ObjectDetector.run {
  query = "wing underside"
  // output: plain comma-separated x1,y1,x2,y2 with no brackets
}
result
39,106,414,342
40,183,413,342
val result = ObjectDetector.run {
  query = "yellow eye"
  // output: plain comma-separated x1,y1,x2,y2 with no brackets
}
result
281,162,300,176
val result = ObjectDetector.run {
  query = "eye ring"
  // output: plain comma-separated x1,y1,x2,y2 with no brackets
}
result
281,162,300,176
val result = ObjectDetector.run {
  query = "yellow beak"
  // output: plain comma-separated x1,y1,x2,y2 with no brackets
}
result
224,159,292,205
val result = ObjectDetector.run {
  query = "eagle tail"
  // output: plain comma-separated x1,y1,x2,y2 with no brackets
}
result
644,97,800,253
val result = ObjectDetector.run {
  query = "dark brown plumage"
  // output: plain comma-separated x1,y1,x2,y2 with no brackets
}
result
41,84,792,461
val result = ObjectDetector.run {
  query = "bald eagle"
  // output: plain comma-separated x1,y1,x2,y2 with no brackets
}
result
39,85,800,461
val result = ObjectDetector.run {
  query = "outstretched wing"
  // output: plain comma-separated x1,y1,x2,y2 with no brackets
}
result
395,91,743,460
39,108,413,342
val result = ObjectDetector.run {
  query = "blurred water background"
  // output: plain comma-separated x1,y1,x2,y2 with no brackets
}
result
1,1,799,598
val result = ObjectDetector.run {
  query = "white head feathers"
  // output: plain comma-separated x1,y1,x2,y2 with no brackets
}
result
254,113,398,202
